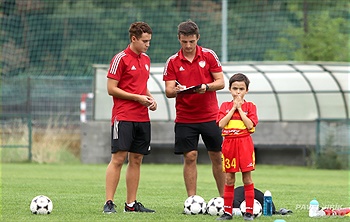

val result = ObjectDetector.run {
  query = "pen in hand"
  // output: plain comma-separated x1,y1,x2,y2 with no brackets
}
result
175,80,183,87
175,80,186,90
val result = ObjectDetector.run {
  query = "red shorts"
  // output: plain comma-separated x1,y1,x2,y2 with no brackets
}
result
221,136,255,173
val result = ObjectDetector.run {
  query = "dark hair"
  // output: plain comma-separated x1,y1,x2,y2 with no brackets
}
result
177,20,199,38
229,73,250,90
129,22,152,41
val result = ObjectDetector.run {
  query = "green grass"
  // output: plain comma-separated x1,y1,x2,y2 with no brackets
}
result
1,163,349,221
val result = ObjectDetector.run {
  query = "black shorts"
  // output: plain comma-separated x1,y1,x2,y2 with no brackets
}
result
174,120,223,154
111,121,151,155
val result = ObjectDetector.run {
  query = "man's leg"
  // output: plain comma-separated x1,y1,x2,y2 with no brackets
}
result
126,152,144,203
183,150,198,196
105,151,128,201
208,151,225,197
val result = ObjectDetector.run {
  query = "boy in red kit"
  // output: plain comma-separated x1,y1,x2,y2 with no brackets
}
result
216,73,258,221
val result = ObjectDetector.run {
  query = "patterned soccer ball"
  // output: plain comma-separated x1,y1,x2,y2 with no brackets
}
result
30,195,53,214
206,197,225,216
183,195,207,215
239,199,262,218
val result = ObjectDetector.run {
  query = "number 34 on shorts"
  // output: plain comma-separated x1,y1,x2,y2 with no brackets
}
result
222,156,236,171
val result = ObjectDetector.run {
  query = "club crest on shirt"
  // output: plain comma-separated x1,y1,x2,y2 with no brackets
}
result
145,64,149,71
199,61,206,68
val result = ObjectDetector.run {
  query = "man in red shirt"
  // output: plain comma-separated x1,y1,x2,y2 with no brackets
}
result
103,22,157,214
163,20,225,199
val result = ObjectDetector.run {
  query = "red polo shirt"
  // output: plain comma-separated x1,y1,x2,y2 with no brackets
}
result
163,45,223,123
107,46,151,123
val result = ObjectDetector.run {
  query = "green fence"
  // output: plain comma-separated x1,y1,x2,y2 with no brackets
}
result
0,114,32,161
1,76,94,126
316,119,350,169
316,119,350,154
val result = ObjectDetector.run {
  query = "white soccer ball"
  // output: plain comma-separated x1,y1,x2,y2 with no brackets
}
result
239,199,262,218
206,197,225,216
183,195,207,215
30,195,53,214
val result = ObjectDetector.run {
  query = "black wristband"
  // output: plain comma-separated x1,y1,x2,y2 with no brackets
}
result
205,84,210,91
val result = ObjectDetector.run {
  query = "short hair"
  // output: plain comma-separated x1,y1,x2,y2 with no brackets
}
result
129,22,152,41
177,20,199,38
229,73,250,90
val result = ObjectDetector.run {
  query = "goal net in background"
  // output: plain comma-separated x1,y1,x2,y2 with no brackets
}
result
1,0,349,77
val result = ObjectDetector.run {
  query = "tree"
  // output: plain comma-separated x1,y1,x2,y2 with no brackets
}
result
265,1,349,62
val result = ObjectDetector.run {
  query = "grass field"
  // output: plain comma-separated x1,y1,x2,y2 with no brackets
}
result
1,163,349,221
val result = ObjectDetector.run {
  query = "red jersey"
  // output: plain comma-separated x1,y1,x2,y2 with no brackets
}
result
163,45,222,123
107,46,151,123
216,100,258,137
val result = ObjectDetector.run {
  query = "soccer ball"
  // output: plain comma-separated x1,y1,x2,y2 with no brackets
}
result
183,195,206,215
240,199,262,218
206,197,225,216
30,195,53,214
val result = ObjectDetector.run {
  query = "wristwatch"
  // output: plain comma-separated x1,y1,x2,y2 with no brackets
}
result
205,84,210,91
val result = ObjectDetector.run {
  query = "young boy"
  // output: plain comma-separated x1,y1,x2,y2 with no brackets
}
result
216,73,258,221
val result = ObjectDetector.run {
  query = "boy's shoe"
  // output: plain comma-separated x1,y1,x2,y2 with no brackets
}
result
103,200,116,214
216,212,233,220
243,212,254,221
124,200,155,213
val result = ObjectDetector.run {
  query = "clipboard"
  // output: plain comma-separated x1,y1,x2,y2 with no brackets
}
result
177,84,202,94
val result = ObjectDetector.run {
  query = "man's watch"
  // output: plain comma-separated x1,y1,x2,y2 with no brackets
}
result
205,84,210,91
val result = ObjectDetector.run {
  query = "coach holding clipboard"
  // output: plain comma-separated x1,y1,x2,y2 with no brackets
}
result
163,20,225,199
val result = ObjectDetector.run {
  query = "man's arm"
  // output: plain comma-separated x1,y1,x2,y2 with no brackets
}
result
107,78,154,107
164,80,178,98
205,71,225,91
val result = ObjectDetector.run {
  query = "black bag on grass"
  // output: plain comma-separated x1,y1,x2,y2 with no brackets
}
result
233,186,276,214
